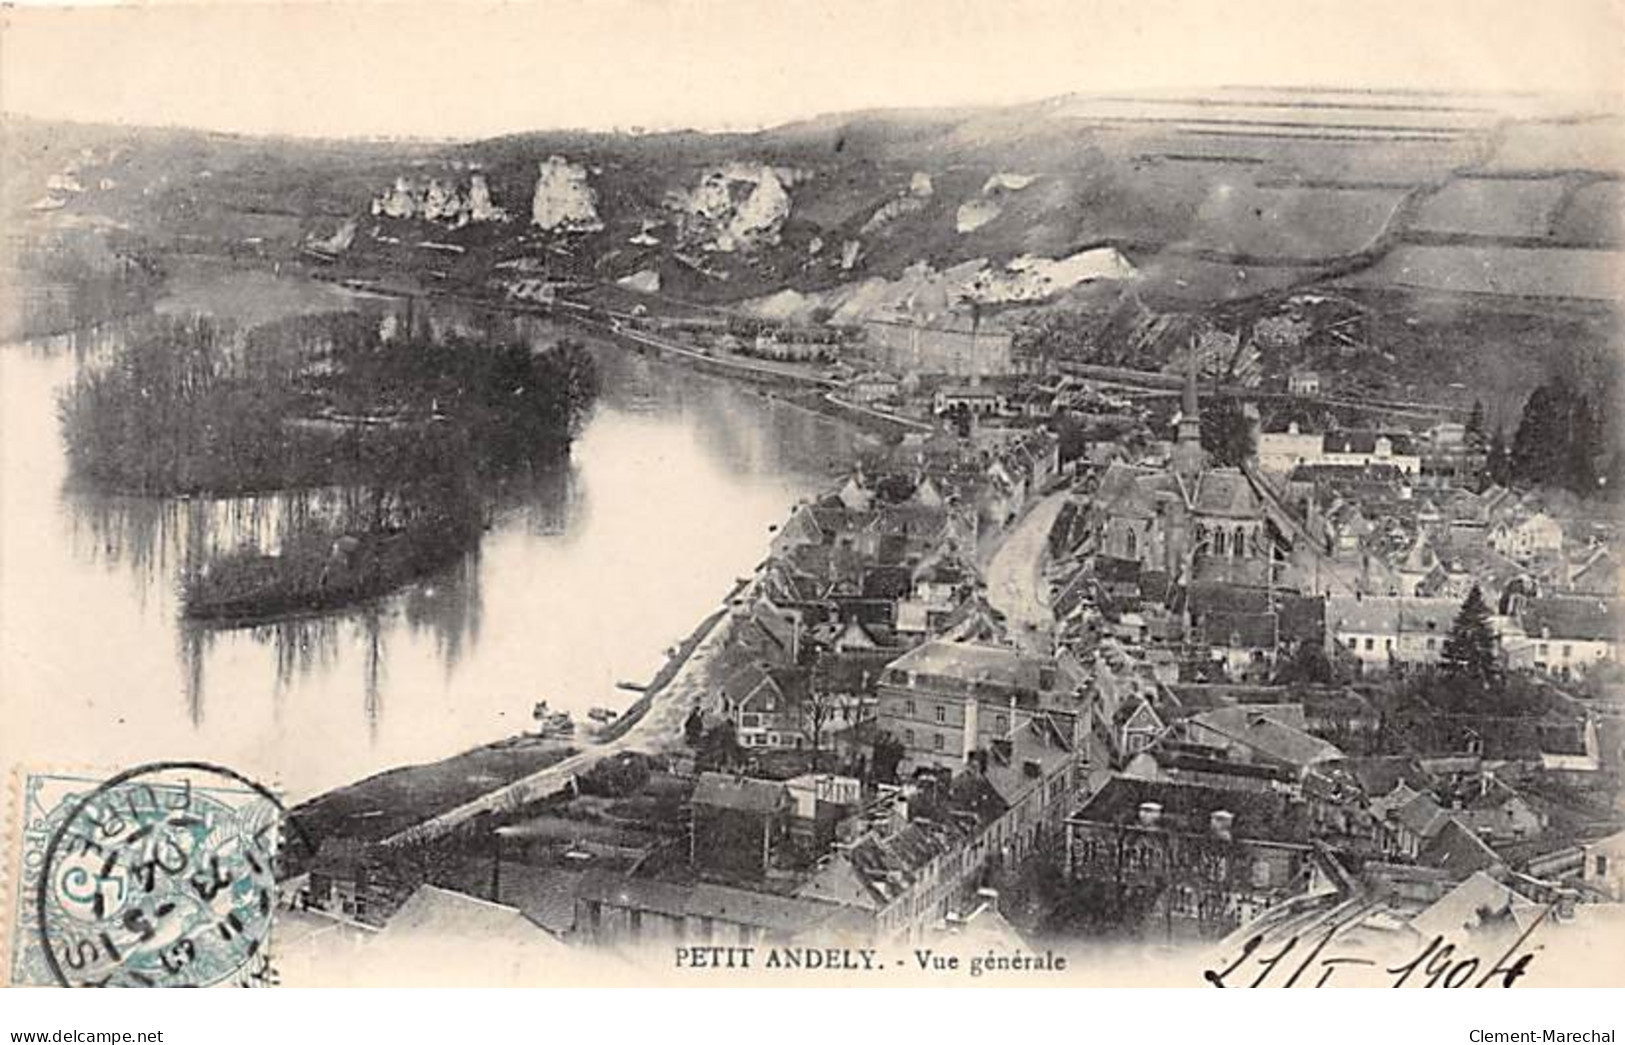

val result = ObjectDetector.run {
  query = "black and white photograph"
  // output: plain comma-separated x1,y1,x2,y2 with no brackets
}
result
1,0,1623,1001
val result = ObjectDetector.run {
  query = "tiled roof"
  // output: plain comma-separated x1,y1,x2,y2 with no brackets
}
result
1188,706,1343,769
1519,597,1621,643
1420,818,1503,877
1191,469,1263,519
883,640,1078,696
1069,775,1310,844
692,772,789,814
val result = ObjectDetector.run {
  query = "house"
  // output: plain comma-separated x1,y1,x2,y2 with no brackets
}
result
303,838,415,927
1515,597,1621,680
875,640,1087,772
796,783,996,942
574,871,850,947
1489,511,1566,563
846,371,901,404
933,384,1007,417
1258,423,1421,476
862,315,1015,378
1288,369,1321,395
1258,422,1325,475
1182,706,1344,775
719,662,811,750
783,773,863,852
1580,829,1625,901
1064,776,1313,941
753,331,831,362
1375,785,1450,859
1325,595,1507,673
1443,774,1548,844
689,772,792,879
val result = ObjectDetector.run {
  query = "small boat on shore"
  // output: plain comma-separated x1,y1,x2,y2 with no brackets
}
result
531,700,575,737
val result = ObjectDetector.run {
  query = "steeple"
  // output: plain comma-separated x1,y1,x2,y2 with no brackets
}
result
1172,352,1205,479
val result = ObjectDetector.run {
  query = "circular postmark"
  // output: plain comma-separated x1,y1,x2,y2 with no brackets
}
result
34,762,287,987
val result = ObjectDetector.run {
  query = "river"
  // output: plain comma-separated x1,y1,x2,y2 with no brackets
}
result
0,274,864,799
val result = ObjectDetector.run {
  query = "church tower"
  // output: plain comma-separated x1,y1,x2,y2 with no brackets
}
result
1171,355,1206,480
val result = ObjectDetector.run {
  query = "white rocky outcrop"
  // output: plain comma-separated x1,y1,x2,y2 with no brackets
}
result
861,195,927,236
531,156,603,233
617,269,662,294
840,239,862,271
307,218,357,254
743,249,1135,324
371,172,510,227
910,172,935,197
966,248,1137,303
982,172,1036,194
955,172,1038,234
666,162,796,252
956,199,1001,233
467,174,508,223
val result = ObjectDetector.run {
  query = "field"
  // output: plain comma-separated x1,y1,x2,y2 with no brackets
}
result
1551,181,1625,247
1183,184,1409,259
1130,254,1322,305
288,737,579,844
1477,117,1625,175
1334,244,1625,302
1410,178,1570,239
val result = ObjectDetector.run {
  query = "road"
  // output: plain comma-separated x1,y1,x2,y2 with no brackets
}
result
381,603,736,848
983,490,1071,653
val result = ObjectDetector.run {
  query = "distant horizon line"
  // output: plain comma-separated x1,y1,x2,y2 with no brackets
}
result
4,82,1619,146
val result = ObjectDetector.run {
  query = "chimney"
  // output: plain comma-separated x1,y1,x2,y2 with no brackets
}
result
1210,809,1235,841
1138,802,1163,828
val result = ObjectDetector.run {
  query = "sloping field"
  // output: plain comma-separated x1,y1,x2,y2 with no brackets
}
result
1551,181,1625,247
1184,184,1408,258
1132,254,1319,304
1334,244,1625,302
1124,132,1479,186
1410,177,1570,239
1046,93,1500,135
1478,118,1625,175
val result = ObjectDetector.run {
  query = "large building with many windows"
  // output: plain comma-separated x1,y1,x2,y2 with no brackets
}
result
875,640,1089,771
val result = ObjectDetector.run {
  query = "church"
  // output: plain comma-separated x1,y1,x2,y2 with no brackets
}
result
1092,368,1275,587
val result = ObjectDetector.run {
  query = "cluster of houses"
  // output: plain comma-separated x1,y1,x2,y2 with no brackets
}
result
283,301,1624,974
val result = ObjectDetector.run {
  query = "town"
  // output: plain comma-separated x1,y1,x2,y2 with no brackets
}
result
272,265,1625,978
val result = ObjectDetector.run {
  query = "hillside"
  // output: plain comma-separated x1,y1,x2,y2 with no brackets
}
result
5,87,1623,413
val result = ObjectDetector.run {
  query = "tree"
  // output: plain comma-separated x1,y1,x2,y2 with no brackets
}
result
1271,640,1335,685
683,707,706,747
1485,426,1513,488
1510,379,1606,495
1200,397,1255,467
1439,584,1501,694
870,733,905,784
696,721,744,770
800,690,842,771
576,751,652,797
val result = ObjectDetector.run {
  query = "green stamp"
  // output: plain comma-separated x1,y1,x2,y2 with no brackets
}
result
13,763,286,987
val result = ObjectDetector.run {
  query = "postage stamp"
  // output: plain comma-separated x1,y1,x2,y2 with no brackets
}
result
7,762,286,987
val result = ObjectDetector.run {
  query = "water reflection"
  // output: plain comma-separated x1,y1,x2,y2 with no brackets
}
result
2,292,862,797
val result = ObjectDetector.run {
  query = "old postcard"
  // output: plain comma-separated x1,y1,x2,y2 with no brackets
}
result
1,0,1623,990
